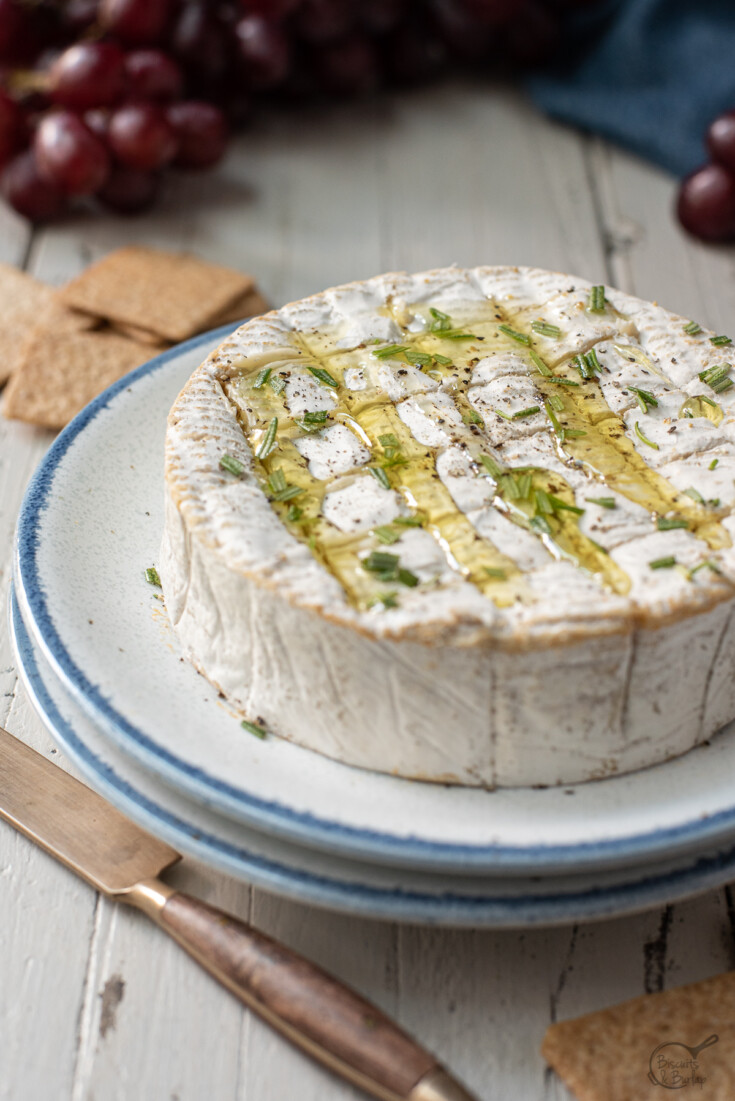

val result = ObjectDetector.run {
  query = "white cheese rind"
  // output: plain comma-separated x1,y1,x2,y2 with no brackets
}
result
161,266,735,787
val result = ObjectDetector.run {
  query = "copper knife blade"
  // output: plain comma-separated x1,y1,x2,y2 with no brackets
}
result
0,726,477,1101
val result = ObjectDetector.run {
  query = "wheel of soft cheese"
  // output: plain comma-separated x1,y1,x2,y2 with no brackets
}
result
160,266,735,788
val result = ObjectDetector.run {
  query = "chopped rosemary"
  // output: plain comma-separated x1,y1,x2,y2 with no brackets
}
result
302,409,329,424
529,350,553,377
530,515,552,535
253,367,271,389
433,353,453,366
544,400,563,437
287,504,302,522
498,323,531,345
531,320,561,339
241,719,267,740
307,365,339,388
362,551,418,588
657,517,689,531
649,556,676,570
394,514,425,527
683,321,702,335
497,472,521,499
709,458,719,470
689,559,722,578
378,433,400,448
710,335,732,346
220,453,245,476
585,348,602,374
628,386,658,413
494,408,512,421
256,417,278,459
484,567,507,580
564,429,588,439
405,350,434,368
699,363,732,389
588,285,606,312
512,405,541,419
429,306,451,330
374,525,401,545
267,469,303,501
145,566,161,587
363,550,399,572
534,488,553,514
516,472,532,499
684,487,705,504
554,378,580,387
548,394,565,412
435,329,476,340
548,494,584,515
269,375,286,395
369,466,391,490
372,343,409,359
634,421,658,450
463,408,484,425
586,496,616,509
479,454,505,478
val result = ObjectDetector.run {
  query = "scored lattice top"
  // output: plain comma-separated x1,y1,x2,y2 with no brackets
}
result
164,266,735,648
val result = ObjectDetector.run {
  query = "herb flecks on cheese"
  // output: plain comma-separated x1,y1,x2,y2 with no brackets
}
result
224,291,732,613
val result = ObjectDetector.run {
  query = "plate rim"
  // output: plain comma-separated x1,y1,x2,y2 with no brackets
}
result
13,582,735,927
14,326,735,872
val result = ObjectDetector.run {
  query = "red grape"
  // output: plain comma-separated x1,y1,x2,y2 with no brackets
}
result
50,43,126,111
108,103,178,171
124,49,184,103
61,0,100,34
98,164,159,213
100,0,175,45
315,35,379,97
171,4,232,89
707,111,735,176
0,89,23,166
677,164,735,242
1,150,65,221
294,0,353,45
34,111,110,196
235,15,291,89
0,0,34,65
167,100,228,169
84,109,110,141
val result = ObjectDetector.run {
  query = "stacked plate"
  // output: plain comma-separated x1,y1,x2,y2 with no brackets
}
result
12,328,735,927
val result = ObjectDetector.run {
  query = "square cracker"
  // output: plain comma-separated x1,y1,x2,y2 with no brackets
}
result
58,246,255,343
0,264,55,385
3,323,152,429
542,971,735,1100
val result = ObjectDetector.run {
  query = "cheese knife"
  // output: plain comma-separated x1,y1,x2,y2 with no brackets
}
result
0,726,477,1101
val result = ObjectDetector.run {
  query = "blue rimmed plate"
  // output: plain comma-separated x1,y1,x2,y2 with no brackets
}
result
13,583,735,926
13,327,735,875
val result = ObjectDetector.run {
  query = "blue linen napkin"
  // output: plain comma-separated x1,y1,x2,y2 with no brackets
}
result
527,0,735,177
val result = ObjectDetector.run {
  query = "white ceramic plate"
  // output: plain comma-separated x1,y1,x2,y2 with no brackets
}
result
14,329,735,875
13,584,735,926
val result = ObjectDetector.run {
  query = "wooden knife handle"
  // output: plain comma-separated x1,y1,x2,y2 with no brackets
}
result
127,880,476,1101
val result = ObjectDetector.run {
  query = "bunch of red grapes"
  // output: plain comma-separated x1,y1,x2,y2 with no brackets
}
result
678,112,735,244
0,0,596,222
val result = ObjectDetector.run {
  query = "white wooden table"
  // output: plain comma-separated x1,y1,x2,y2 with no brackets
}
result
1,82,734,1101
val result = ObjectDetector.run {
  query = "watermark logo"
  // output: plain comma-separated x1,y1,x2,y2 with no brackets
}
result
648,1034,719,1089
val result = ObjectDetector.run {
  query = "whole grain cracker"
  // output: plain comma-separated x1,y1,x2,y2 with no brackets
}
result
542,971,735,1100
212,288,271,325
58,246,255,343
111,321,171,348
0,264,55,385
3,325,152,429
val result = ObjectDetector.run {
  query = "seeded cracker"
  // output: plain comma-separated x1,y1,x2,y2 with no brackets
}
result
58,246,255,343
542,971,735,1100
3,325,151,429
0,264,55,385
